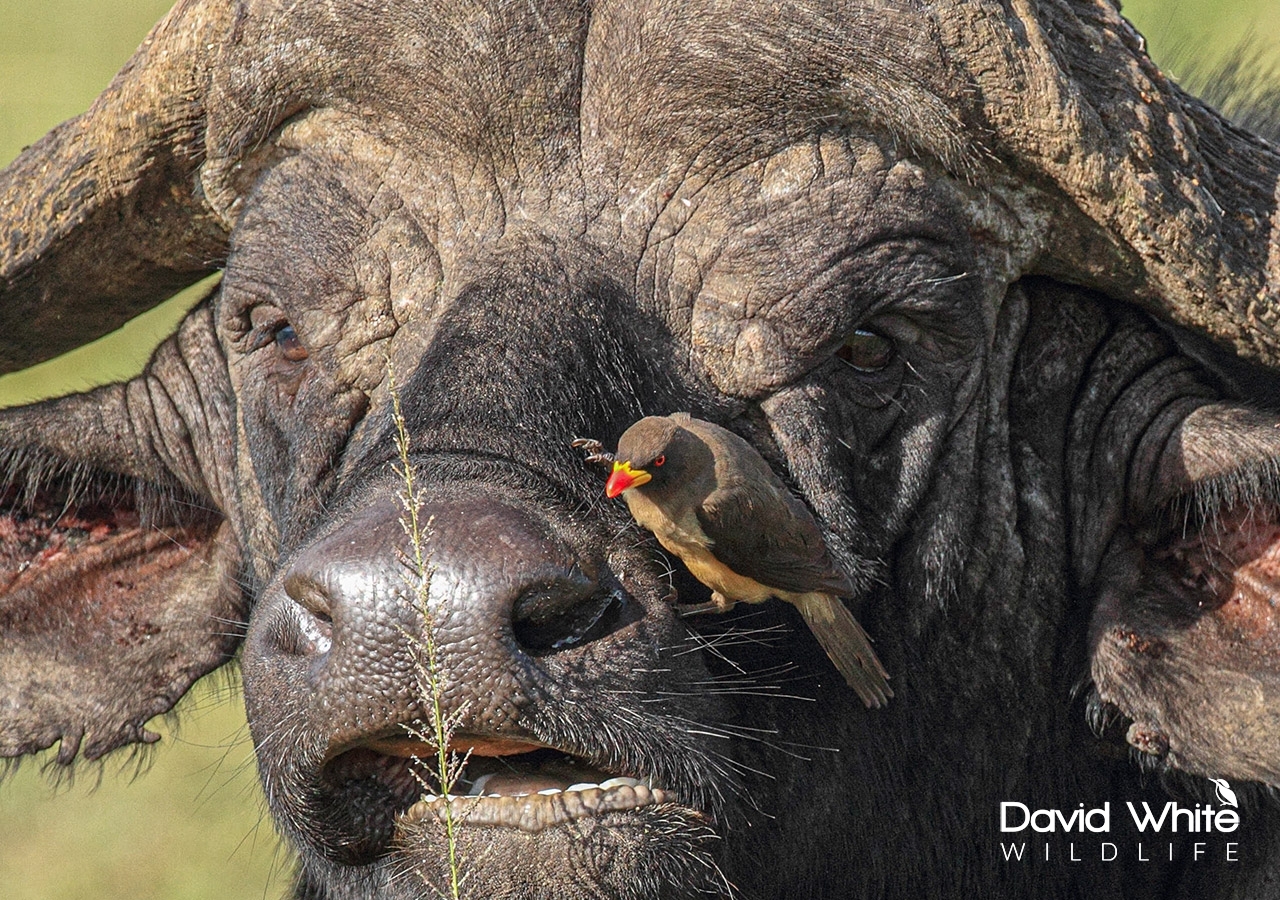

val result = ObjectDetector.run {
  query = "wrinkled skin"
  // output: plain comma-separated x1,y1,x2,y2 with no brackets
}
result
7,1,1280,898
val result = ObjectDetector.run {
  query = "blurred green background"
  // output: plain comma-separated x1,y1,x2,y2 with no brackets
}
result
0,0,1276,897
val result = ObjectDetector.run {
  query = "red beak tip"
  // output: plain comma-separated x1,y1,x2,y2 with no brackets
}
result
605,470,632,498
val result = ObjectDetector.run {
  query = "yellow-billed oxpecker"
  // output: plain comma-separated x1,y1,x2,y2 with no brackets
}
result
592,413,891,707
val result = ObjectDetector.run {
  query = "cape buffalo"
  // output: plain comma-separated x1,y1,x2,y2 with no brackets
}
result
5,1,1280,898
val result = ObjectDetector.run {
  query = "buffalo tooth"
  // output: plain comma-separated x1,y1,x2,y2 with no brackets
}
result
567,782,598,792
599,777,642,790
537,787,562,795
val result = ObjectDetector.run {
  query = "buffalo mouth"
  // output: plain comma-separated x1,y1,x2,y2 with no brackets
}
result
401,762,671,832
322,731,689,848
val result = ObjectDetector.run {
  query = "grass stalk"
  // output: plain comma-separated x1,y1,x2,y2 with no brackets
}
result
388,362,468,900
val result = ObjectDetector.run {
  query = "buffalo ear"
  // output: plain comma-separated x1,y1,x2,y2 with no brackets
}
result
0,474,244,765
1090,404,1280,785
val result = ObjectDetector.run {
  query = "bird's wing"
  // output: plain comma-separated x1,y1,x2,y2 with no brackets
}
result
695,475,853,597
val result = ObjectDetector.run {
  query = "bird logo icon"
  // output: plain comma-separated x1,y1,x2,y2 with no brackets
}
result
1209,778,1239,808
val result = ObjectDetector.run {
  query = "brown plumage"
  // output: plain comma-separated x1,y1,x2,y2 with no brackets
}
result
599,413,892,707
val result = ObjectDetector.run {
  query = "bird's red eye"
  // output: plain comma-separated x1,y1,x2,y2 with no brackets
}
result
653,455,665,466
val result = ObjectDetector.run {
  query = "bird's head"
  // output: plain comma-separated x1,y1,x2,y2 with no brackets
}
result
605,415,703,499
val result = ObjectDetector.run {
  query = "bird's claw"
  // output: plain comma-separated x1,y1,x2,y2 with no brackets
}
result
571,437,616,467
675,593,738,617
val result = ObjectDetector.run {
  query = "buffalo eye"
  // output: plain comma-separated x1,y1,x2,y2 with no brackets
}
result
837,329,895,372
274,323,310,362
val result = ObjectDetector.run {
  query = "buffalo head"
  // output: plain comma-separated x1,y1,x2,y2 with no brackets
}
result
6,1,1280,898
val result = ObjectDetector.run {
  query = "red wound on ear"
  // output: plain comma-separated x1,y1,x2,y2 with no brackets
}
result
0,490,141,588
0,482,244,765
1091,498,1280,785
1159,503,1280,637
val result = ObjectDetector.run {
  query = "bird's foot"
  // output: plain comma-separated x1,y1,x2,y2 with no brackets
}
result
570,437,616,467
675,591,738,617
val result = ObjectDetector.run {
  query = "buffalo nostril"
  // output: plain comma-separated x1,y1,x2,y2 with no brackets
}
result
285,572,335,623
283,572,335,657
511,578,635,654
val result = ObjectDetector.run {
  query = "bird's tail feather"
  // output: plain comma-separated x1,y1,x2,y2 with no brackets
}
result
793,592,892,708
